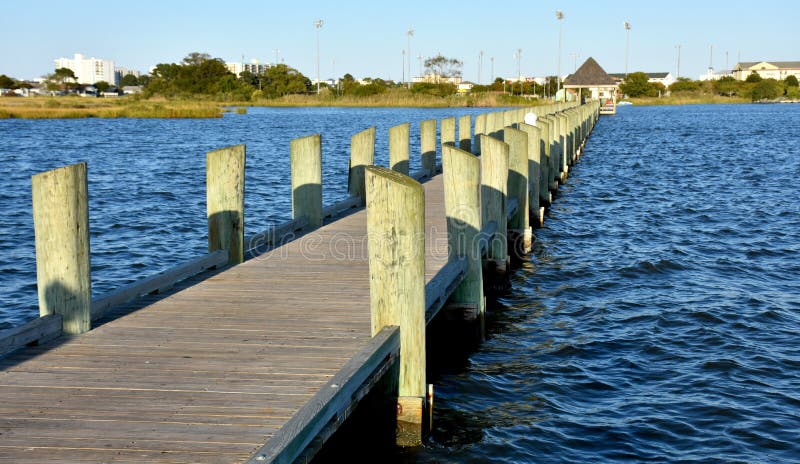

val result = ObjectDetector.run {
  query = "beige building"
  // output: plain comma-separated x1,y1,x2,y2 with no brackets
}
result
411,73,462,85
732,61,800,81
54,53,116,85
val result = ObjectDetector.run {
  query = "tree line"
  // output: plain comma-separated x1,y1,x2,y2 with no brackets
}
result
620,71,800,101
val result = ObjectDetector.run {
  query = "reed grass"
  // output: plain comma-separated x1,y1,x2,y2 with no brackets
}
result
0,97,223,119
627,94,749,106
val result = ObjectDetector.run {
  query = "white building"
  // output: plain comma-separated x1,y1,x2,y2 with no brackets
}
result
731,61,800,81
54,53,116,85
226,59,269,76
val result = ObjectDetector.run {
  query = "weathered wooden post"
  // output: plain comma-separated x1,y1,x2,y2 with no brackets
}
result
480,135,509,275
458,114,471,152
538,116,553,206
32,162,91,335
503,127,531,254
207,144,245,265
473,113,487,155
557,113,569,182
389,122,410,175
516,123,544,227
365,166,426,446
442,144,485,328
348,127,376,203
441,116,455,151
420,119,437,177
290,134,322,228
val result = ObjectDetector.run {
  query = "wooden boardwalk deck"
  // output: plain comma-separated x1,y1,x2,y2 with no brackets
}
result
0,175,450,463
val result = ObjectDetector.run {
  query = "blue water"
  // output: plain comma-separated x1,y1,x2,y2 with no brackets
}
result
0,106,490,328
2,104,799,463
402,104,800,463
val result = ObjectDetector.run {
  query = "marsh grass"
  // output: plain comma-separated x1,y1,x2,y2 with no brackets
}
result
627,94,749,106
0,96,223,119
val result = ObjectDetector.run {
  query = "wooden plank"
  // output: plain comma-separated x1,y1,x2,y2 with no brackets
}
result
90,250,228,321
424,257,468,323
0,315,62,357
246,326,399,464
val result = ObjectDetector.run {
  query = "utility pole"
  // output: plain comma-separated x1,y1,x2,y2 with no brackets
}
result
417,54,423,79
490,56,494,84
315,19,323,94
407,28,414,89
556,10,564,96
676,44,681,79
624,21,631,77
479,50,484,84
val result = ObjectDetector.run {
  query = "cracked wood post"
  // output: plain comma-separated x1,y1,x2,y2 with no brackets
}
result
420,119,437,177
389,122,410,175
365,166,426,446
503,127,531,255
441,116,455,152
479,134,509,275
207,144,245,265
348,126,376,204
442,144,485,331
473,113,487,155
32,162,91,335
290,134,322,228
516,122,545,228
458,114,471,152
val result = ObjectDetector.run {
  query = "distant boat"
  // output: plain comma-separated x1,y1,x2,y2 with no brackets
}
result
618,101,633,106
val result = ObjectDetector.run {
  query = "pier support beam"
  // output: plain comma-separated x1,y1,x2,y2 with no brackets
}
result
389,123,410,175
458,114,471,153
348,127,376,204
538,116,553,206
32,162,91,335
503,127,532,255
516,123,545,228
365,166,426,446
442,144,485,331
420,119,437,177
290,134,323,228
207,144,245,265
480,135,509,279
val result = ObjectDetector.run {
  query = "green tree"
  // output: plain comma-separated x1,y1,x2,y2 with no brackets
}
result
423,54,463,79
785,75,798,87
46,67,78,91
713,76,739,96
620,72,656,97
261,64,311,97
750,78,781,101
0,74,16,89
669,77,701,93
120,74,139,86
745,71,762,83
411,82,456,97
95,81,111,93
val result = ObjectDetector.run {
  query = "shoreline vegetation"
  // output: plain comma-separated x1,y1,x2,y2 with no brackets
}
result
0,92,770,120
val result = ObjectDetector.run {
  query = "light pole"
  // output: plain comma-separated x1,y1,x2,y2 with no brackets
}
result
315,19,323,94
515,49,522,95
624,21,631,77
273,48,280,66
407,28,414,89
478,50,484,84
417,54,423,79
402,50,405,83
490,56,494,84
675,44,681,78
556,10,564,97
569,52,578,73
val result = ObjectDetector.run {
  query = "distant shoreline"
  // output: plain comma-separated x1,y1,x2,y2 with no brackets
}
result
0,94,759,119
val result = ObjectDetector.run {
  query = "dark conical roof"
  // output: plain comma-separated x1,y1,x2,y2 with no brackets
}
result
564,57,617,86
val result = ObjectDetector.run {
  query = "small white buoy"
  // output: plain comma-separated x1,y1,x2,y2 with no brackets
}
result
524,112,538,126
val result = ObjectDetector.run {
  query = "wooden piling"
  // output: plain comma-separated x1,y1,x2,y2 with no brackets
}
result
441,144,485,327
516,123,544,228
348,127,376,203
479,135,509,274
365,166,426,446
31,162,91,335
503,127,531,254
458,114,471,152
207,144,245,265
420,119,437,177
290,134,323,228
473,113,487,155
389,122,411,175
538,116,553,206
441,117,456,151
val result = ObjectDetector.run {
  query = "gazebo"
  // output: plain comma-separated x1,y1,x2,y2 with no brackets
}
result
564,57,619,115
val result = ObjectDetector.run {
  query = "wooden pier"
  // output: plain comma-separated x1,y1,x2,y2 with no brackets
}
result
0,101,600,463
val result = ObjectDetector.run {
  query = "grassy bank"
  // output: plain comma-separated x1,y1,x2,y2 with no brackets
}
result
625,94,749,106
0,97,223,119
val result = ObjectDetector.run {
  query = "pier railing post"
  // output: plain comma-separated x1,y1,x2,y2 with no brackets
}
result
538,116,553,206
365,166,426,446
503,127,531,254
420,119,437,177
389,122,410,175
480,135,509,275
348,127,376,204
516,123,544,228
473,113,487,155
207,144,245,265
442,145,485,328
290,134,323,228
458,114,471,153
441,117,455,151
32,162,91,335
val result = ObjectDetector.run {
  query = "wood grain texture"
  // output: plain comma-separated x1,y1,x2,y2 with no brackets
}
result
291,134,323,228
479,135,509,266
348,127,376,203
389,122,410,175
207,145,246,265
420,119,437,177
458,114,471,152
31,162,91,334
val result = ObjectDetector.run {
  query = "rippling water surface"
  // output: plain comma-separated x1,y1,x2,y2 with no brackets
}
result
0,106,490,328
2,104,799,463
400,104,800,463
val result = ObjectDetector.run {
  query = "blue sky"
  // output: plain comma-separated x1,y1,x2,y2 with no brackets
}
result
1,0,798,82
